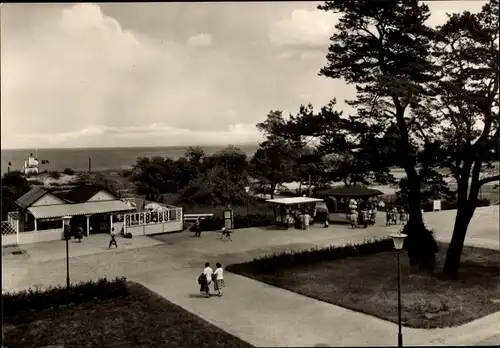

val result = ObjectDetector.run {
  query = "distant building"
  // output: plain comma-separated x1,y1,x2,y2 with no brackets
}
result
23,153,39,175
1,185,183,246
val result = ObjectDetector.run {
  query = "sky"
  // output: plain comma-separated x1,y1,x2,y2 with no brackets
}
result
0,1,488,149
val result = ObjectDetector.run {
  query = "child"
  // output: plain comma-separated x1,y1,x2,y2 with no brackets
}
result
213,263,225,296
109,228,118,249
221,227,232,241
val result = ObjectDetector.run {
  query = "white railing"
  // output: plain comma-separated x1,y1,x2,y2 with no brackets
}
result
2,211,20,236
1,221,17,235
124,208,183,227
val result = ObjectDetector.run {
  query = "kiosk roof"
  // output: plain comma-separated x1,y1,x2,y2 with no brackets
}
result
266,197,324,205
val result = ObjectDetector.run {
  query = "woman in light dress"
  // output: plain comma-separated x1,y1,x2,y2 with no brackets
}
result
213,263,225,297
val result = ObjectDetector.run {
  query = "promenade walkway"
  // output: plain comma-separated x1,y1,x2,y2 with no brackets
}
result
3,207,499,346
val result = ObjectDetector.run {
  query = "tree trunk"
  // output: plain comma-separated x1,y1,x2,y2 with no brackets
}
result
443,159,478,278
443,202,475,278
402,166,438,271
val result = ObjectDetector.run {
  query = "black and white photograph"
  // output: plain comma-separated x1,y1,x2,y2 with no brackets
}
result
1,1,499,347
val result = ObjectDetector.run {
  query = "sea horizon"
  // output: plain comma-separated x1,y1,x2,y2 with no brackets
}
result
1,144,260,172
1,142,259,151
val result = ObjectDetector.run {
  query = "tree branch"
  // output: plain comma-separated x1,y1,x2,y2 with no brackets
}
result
479,175,500,187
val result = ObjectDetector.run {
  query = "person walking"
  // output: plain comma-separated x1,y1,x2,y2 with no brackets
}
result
213,263,225,296
108,228,118,249
198,271,209,298
303,212,311,230
75,224,83,243
202,262,213,297
195,217,201,237
362,208,368,228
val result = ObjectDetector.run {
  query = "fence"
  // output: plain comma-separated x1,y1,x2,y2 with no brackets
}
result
124,208,183,236
2,212,20,246
1,221,17,236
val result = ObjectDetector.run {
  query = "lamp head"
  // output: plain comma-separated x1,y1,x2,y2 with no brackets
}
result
63,215,72,225
389,232,407,250
244,186,250,193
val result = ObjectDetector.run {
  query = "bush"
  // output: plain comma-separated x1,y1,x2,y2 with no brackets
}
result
227,237,394,274
3,277,129,320
124,232,133,239
28,179,44,186
48,171,61,179
63,167,75,175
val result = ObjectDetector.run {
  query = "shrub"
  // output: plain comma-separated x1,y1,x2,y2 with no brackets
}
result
28,179,44,186
48,170,61,179
3,277,129,321
227,237,394,274
63,167,75,175
124,232,133,239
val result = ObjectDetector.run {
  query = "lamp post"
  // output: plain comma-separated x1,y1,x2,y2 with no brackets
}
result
63,216,72,290
389,232,407,348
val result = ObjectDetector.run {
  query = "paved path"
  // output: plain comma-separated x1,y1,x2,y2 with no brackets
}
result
3,207,499,346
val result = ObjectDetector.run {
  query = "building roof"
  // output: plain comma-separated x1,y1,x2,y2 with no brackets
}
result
27,200,136,220
266,197,324,205
15,187,49,209
316,186,384,198
64,185,117,203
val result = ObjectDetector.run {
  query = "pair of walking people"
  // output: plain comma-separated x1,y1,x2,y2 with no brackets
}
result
198,262,224,298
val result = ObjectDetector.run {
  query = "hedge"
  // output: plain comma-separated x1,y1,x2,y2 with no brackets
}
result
227,237,395,274
3,277,129,320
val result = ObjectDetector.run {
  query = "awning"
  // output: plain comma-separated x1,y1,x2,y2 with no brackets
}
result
266,197,324,205
28,200,136,220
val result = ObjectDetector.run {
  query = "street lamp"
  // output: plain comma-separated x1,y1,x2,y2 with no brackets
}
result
389,232,407,348
63,216,72,290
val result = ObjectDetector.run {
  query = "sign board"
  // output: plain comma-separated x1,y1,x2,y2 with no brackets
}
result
433,200,441,211
223,209,233,229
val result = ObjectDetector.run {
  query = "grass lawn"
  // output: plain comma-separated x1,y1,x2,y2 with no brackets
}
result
3,282,253,348
229,243,500,329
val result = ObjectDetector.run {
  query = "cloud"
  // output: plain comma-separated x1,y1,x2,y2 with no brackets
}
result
269,3,487,49
1,4,271,148
424,1,487,27
3,123,263,149
186,33,213,47
269,9,337,48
